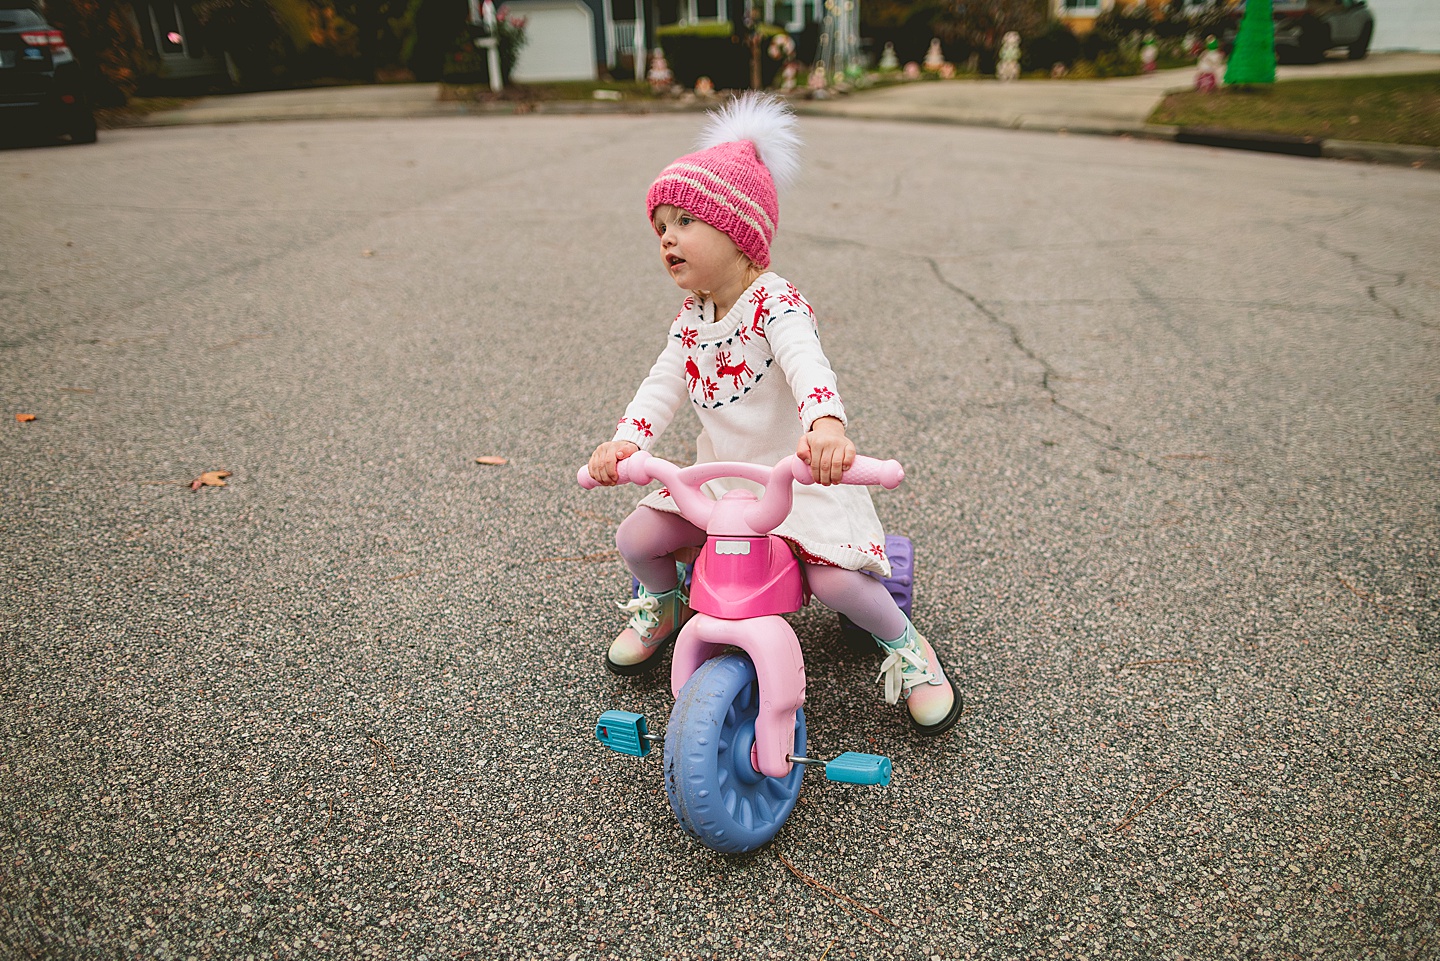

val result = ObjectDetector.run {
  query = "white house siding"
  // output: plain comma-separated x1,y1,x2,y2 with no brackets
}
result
1366,0,1440,51
507,0,599,81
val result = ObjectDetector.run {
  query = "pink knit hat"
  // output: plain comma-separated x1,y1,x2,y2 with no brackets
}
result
647,93,801,271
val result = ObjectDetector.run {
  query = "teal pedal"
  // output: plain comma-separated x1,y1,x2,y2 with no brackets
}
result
596,710,652,758
824,752,892,786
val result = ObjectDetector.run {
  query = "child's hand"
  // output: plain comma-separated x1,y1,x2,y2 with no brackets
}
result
588,441,640,486
797,417,855,486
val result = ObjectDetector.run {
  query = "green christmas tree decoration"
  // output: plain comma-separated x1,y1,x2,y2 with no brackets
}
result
1226,0,1277,86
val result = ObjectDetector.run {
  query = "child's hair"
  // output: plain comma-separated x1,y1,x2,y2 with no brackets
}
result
646,92,801,271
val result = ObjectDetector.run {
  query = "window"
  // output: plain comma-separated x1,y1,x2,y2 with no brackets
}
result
764,0,798,29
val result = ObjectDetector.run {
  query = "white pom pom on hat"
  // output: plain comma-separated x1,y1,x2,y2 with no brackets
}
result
646,92,802,270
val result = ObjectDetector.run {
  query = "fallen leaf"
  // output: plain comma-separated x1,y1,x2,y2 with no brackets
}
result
15,413,36,423
362,249,375,257
474,456,508,466
190,470,231,491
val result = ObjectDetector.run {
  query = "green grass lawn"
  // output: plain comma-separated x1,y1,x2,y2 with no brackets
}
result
1149,72,1440,147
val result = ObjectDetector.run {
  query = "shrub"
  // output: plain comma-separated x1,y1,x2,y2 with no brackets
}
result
1091,5,1153,45
442,6,525,84
931,0,1046,75
862,0,948,65
42,0,153,106
1022,20,1079,72
657,22,784,90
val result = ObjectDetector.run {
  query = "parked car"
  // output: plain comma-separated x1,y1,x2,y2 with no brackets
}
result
0,0,96,144
1224,0,1375,64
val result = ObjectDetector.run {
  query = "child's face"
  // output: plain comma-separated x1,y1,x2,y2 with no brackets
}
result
652,205,751,297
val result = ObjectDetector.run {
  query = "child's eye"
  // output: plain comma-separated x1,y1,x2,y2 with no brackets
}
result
656,223,666,234
678,215,693,226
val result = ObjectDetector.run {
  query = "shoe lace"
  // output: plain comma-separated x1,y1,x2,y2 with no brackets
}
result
616,593,663,639
875,636,936,706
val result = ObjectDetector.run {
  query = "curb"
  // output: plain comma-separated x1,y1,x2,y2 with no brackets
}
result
1167,124,1436,168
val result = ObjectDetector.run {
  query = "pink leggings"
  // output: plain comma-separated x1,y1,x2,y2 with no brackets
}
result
616,506,907,641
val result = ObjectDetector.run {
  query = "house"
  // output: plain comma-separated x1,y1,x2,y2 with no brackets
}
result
128,0,231,86
508,0,831,81
1368,0,1440,50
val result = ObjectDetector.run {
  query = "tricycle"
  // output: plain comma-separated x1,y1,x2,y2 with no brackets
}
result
578,450,919,853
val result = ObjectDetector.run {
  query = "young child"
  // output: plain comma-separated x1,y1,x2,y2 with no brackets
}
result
586,93,959,735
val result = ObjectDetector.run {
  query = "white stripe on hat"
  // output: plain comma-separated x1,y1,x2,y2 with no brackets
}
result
651,172,772,241
664,162,776,235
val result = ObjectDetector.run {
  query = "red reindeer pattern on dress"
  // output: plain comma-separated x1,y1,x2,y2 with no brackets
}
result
748,287,770,340
714,351,755,390
685,356,719,401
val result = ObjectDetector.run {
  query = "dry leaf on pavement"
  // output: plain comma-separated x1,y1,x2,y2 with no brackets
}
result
190,470,232,491
474,456,509,466
15,413,36,423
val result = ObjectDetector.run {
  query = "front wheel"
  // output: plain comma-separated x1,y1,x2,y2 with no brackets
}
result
664,653,806,854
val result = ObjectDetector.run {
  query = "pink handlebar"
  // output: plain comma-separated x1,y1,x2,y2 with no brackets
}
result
580,451,904,536
577,451,903,491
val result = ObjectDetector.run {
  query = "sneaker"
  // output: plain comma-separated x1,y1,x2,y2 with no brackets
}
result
875,621,962,735
605,581,689,676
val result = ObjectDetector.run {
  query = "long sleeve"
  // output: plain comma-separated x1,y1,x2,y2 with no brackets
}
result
611,335,689,450
762,291,847,431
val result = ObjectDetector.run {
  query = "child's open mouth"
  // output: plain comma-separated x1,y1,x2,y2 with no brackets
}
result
666,254,686,270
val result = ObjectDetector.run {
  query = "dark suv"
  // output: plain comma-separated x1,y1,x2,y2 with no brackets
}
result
0,0,96,144
1226,0,1376,64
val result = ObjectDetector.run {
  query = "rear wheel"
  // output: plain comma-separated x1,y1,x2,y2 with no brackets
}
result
69,110,97,145
664,653,806,854
1299,18,1331,64
1348,23,1372,60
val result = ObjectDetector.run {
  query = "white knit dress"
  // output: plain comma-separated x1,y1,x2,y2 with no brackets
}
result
611,272,891,577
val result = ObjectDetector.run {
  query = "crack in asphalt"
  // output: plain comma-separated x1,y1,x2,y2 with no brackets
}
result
1313,234,1430,331
925,257,1182,476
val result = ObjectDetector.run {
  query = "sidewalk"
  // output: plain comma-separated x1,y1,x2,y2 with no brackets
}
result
129,51,1440,165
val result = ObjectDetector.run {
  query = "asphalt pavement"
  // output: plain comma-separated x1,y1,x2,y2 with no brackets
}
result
126,51,1440,166
2,84,1438,960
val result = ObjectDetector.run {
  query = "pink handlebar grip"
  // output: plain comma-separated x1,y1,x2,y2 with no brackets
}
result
843,456,905,489
790,455,905,489
577,451,653,490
